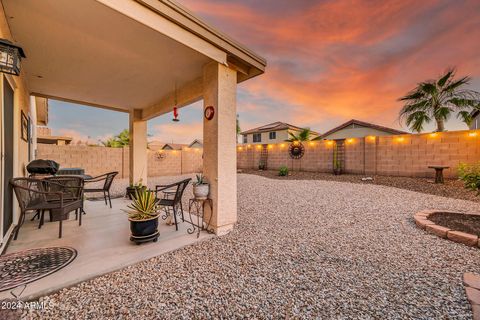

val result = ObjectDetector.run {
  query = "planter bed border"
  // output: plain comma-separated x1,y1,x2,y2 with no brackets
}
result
414,209,480,248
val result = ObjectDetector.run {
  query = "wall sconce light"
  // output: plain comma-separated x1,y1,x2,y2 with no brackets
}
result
346,138,354,144
396,137,405,142
0,39,25,76
268,144,273,149
468,132,478,137
326,140,333,146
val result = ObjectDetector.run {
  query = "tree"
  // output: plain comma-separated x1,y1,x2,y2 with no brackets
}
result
399,68,480,132
236,114,241,136
285,128,320,142
102,129,130,148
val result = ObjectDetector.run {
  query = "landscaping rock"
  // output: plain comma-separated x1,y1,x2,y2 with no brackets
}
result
31,174,480,319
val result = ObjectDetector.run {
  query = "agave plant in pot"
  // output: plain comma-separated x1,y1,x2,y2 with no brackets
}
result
123,188,160,244
193,174,209,199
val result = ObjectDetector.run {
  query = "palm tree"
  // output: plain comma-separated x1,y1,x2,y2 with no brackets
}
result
102,129,130,147
285,128,320,142
399,69,480,132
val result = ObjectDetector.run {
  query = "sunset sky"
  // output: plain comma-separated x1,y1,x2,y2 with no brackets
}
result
49,0,480,144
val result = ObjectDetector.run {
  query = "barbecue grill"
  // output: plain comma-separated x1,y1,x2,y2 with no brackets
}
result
26,159,60,176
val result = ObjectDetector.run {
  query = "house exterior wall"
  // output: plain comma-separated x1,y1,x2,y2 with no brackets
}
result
242,129,294,144
238,129,480,178
322,126,401,140
470,113,480,130
0,4,33,250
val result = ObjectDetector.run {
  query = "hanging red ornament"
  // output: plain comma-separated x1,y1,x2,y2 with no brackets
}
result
172,106,179,122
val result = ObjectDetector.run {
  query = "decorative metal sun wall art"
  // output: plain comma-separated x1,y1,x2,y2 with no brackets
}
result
288,142,305,159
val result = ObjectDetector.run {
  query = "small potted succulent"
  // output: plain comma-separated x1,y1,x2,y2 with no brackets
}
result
124,188,160,244
193,174,209,199
126,179,147,200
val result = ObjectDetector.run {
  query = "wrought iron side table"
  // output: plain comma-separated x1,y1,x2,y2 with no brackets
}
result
187,198,214,238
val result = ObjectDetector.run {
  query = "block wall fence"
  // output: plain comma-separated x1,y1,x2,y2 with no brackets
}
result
237,129,480,178
37,129,479,179
36,144,203,178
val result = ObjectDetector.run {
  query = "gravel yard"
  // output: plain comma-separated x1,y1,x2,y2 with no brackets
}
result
245,169,479,203
29,174,480,319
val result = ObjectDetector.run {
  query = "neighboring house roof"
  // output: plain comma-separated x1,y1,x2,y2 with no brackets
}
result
162,143,187,150
320,119,407,139
188,139,203,148
148,140,168,150
241,122,319,135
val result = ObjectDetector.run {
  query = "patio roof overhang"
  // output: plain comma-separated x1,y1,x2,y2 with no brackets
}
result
2,0,266,120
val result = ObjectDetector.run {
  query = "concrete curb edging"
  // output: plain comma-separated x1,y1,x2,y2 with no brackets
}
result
464,273,480,320
414,210,480,248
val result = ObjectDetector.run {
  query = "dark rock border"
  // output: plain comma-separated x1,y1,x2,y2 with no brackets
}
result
414,210,480,248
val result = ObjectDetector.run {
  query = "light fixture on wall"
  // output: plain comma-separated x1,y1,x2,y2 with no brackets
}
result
0,39,25,76
172,83,179,122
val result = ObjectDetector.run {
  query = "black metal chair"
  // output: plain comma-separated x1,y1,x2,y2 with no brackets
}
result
44,176,85,223
83,172,118,208
155,178,191,231
10,177,84,239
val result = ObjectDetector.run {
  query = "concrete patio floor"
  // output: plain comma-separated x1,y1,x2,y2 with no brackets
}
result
1,198,212,301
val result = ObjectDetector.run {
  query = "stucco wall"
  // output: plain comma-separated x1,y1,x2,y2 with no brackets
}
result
37,144,203,178
238,129,480,178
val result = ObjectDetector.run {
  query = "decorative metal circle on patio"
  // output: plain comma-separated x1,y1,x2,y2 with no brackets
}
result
0,247,77,292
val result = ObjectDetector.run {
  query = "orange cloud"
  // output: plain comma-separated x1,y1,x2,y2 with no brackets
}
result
181,0,480,132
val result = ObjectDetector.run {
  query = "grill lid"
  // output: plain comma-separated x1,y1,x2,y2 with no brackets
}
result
26,159,60,175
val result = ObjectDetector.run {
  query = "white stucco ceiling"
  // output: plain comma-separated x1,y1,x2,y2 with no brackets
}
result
3,0,220,112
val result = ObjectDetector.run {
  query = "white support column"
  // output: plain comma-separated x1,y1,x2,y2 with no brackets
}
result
203,62,237,235
129,109,148,186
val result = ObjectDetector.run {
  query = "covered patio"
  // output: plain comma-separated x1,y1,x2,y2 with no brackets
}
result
2,0,265,236
1,175,213,300
0,0,265,299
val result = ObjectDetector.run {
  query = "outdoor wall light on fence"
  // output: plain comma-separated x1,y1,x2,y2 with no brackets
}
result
0,39,25,76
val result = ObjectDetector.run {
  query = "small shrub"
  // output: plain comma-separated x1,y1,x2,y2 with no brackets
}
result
278,166,289,176
458,162,480,195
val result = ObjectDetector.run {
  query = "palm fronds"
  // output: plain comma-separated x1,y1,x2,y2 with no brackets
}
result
399,68,480,132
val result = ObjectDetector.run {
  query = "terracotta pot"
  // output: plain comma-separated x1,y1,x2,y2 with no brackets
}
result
193,183,209,198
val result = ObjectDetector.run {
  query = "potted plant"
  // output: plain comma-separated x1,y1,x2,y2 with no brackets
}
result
333,144,342,175
125,179,146,200
193,174,209,199
124,188,160,244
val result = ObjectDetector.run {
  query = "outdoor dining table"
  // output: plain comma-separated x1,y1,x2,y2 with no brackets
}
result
428,165,450,184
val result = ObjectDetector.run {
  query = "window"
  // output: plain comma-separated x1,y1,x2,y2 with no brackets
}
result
253,133,261,143
269,131,276,140
243,135,247,143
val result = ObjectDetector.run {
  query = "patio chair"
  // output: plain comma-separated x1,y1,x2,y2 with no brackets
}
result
155,178,191,231
44,176,85,222
83,172,118,208
10,177,84,239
